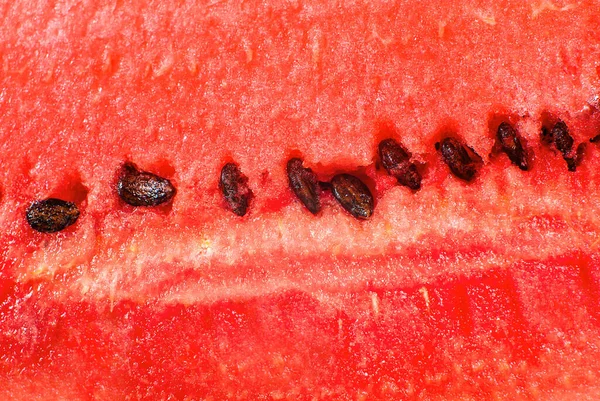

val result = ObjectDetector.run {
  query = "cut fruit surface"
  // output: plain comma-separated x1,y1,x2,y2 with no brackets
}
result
1,0,600,399
2,256,600,400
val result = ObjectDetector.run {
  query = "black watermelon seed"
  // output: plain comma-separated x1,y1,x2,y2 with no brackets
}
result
287,158,321,214
378,138,422,190
496,122,528,171
220,162,252,216
435,137,482,182
330,174,374,220
590,134,600,143
26,198,80,233
117,162,176,207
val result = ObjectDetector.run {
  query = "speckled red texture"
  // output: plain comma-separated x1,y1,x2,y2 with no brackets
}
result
1,0,600,399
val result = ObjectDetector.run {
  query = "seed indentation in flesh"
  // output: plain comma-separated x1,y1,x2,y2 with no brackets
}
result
541,120,583,171
435,137,482,181
331,174,374,219
26,198,80,233
287,158,321,214
378,139,422,190
496,122,528,171
220,162,253,216
117,162,176,207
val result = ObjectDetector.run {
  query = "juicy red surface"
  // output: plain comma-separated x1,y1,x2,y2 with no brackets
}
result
1,253,600,400
2,0,600,399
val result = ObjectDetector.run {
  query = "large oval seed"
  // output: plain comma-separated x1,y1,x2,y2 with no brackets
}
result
220,162,252,216
287,158,321,214
26,198,80,233
378,138,422,190
435,137,482,181
331,174,374,220
117,162,176,206
496,122,528,171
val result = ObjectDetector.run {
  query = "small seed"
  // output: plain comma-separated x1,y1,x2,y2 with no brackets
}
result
435,137,482,181
117,162,176,206
331,174,374,220
287,158,321,214
590,134,600,143
551,120,574,156
541,120,581,171
220,162,252,216
26,198,80,233
496,122,528,171
378,139,422,190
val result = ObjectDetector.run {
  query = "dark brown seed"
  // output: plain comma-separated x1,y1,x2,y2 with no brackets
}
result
378,138,422,190
551,120,574,156
496,122,528,171
287,158,321,214
220,162,252,216
26,198,80,233
330,174,374,219
590,134,600,143
117,162,176,207
435,137,482,182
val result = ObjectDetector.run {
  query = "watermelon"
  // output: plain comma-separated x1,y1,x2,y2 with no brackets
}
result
2,0,600,399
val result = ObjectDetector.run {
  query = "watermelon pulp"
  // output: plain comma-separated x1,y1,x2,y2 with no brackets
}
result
2,0,600,399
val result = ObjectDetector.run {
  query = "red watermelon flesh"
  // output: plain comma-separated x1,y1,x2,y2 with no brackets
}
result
2,0,600,399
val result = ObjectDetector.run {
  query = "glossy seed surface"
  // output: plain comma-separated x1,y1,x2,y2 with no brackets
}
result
378,139,422,190
287,158,321,214
117,162,176,206
220,162,252,216
496,122,528,171
436,137,482,181
330,174,374,219
26,198,80,233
